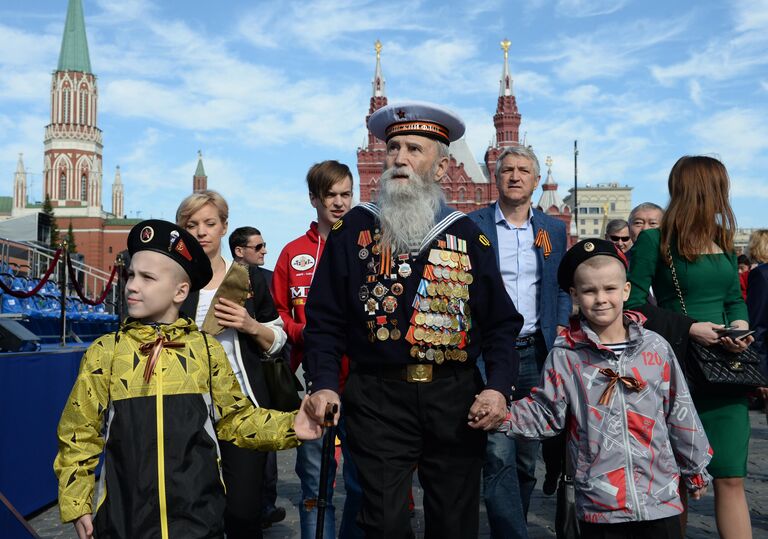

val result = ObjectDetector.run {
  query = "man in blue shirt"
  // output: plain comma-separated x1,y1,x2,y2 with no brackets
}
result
470,146,571,538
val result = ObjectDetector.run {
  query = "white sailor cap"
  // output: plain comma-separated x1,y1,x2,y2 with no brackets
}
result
368,101,466,145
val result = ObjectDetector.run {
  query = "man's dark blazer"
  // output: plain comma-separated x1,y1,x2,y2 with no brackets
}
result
747,263,768,377
469,204,571,349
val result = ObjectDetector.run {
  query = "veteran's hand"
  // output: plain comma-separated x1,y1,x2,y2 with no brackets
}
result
214,298,259,333
468,389,508,431
294,396,324,441
305,389,341,426
73,514,94,539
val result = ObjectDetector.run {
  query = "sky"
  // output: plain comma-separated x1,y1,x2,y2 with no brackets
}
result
1,0,767,269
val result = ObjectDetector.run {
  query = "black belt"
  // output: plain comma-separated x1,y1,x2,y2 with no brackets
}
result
351,362,475,383
515,335,538,349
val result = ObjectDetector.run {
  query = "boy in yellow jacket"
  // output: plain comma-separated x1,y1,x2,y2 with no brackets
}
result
54,220,320,539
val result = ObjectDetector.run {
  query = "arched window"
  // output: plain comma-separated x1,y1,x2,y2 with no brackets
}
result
443,187,453,201
81,174,87,201
458,188,466,202
369,188,377,201
79,91,86,124
59,172,67,199
62,88,71,123
475,188,483,203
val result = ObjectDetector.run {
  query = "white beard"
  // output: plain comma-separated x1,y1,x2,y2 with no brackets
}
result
377,166,445,254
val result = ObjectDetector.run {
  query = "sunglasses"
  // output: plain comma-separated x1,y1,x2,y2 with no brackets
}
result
243,242,266,251
609,235,631,242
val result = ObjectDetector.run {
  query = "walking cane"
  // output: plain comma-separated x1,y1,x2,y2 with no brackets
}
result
316,402,338,539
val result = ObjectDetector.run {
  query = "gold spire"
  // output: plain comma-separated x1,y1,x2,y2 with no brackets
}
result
501,39,511,59
375,39,382,59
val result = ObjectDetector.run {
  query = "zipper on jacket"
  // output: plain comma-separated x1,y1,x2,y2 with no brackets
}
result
617,352,642,521
155,329,170,539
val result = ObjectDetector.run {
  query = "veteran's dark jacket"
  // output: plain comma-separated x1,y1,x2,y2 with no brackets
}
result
304,203,523,396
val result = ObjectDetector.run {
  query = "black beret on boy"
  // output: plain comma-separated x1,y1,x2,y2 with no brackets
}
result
127,219,212,292
557,238,629,292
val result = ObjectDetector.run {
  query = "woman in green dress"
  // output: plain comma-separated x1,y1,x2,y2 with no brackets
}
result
626,155,754,538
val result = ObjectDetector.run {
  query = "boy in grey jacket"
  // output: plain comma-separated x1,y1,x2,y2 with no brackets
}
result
497,239,711,539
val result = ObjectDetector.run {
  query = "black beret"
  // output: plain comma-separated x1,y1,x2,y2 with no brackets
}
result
557,238,629,292
127,219,212,292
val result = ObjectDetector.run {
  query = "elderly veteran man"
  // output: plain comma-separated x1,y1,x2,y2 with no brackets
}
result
470,145,571,537
304,102,523,538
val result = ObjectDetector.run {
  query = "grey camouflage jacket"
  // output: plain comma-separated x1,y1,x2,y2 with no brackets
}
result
500,313,712,524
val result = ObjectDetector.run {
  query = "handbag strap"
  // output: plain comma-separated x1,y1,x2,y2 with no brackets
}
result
666,247,689,317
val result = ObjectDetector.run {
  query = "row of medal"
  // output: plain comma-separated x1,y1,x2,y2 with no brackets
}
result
404,241,473,364
357,228,410,343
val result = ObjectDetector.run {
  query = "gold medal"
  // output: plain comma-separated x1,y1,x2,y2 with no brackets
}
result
415,312,426,325
434,349,445,364
441,332,452,346
414,327,426,341
440,250,451,262
390,327,401,341
465,273,474,285
376,327,390,341
410,345,419,358
426,282,438,296
450,269,458,282
450,252,460,263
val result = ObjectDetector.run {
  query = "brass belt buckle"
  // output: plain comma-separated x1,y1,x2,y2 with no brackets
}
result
406,364,433,383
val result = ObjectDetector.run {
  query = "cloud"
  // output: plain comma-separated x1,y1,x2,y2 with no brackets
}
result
690,108,768,164
731,0,768,33
534,17,688,81
689,80,703,106
650,2,768,86
555,0,629,17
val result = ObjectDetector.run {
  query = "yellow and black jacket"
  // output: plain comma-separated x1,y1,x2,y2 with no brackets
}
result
54,317,299,538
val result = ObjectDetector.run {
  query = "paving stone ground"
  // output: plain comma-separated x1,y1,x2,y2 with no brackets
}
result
30,411,768,538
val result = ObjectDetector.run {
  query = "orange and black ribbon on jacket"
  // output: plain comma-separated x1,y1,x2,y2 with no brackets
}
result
534,229,552,259
597,368,645,405
140,334,185,382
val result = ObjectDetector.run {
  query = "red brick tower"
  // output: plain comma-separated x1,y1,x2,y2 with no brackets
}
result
484,39,522,195
357,40,388,202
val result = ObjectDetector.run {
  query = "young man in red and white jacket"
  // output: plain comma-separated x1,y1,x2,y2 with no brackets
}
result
271,160,359,538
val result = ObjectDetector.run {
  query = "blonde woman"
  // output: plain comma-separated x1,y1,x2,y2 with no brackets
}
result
176,190,286,539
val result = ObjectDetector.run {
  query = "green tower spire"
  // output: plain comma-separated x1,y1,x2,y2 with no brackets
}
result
57,0,92,73
195,150,206,177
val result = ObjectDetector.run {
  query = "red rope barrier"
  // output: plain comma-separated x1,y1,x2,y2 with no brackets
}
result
0,249,63,298
66,256,119,306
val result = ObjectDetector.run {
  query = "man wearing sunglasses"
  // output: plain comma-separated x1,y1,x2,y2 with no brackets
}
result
230,226,269,267
605,219,633,253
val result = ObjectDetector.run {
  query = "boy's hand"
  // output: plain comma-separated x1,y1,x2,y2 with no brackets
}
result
74,514,94,539
689,485,708,500
467,389,508,430
294,396,323,441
